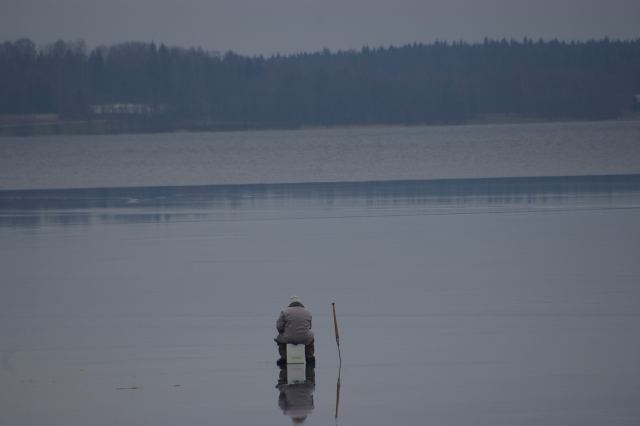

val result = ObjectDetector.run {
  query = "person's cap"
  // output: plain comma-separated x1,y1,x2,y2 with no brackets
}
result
290,295,302,304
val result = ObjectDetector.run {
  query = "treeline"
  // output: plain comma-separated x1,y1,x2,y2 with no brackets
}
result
1,37,640,130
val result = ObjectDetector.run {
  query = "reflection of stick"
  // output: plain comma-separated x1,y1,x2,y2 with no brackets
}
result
335,367,341,421
332,302,342,423
331,302,341,364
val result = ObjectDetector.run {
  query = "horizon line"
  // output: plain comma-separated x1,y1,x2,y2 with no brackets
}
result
4,35,640,58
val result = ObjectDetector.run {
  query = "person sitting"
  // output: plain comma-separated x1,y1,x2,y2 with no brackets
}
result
275,296,315,364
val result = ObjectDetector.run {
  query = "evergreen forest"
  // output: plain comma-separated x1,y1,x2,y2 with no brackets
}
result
1,37,639,133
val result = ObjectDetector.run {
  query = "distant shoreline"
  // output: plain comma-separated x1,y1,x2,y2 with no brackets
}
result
1,113,639,138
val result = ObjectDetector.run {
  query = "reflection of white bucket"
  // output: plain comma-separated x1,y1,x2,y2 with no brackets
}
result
286,363,306,384
286,344,306,364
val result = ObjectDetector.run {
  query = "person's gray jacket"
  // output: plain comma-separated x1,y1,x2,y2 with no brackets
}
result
276,302,314,345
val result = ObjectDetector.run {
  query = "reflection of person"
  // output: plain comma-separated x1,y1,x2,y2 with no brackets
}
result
275,296,315,363
277,365,316,424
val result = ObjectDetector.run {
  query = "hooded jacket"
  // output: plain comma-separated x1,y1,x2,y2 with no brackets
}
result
276,301,314,345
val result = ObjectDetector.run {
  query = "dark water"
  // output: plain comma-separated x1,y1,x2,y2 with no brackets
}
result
2,175,640,425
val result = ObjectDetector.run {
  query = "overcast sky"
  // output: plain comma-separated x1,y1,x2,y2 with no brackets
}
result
2,0,639,55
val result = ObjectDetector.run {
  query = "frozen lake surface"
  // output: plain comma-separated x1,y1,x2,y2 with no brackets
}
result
2,175,640,425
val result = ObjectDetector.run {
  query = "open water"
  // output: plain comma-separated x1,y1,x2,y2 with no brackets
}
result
1,120,639,190
1,121,640,425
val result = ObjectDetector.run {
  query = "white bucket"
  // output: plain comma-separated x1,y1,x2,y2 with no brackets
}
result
286,343,306,364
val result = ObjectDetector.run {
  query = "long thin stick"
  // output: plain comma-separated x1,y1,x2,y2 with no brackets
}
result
332,302,342,364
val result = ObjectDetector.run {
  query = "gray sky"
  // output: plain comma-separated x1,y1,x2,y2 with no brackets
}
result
2,0,639,55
